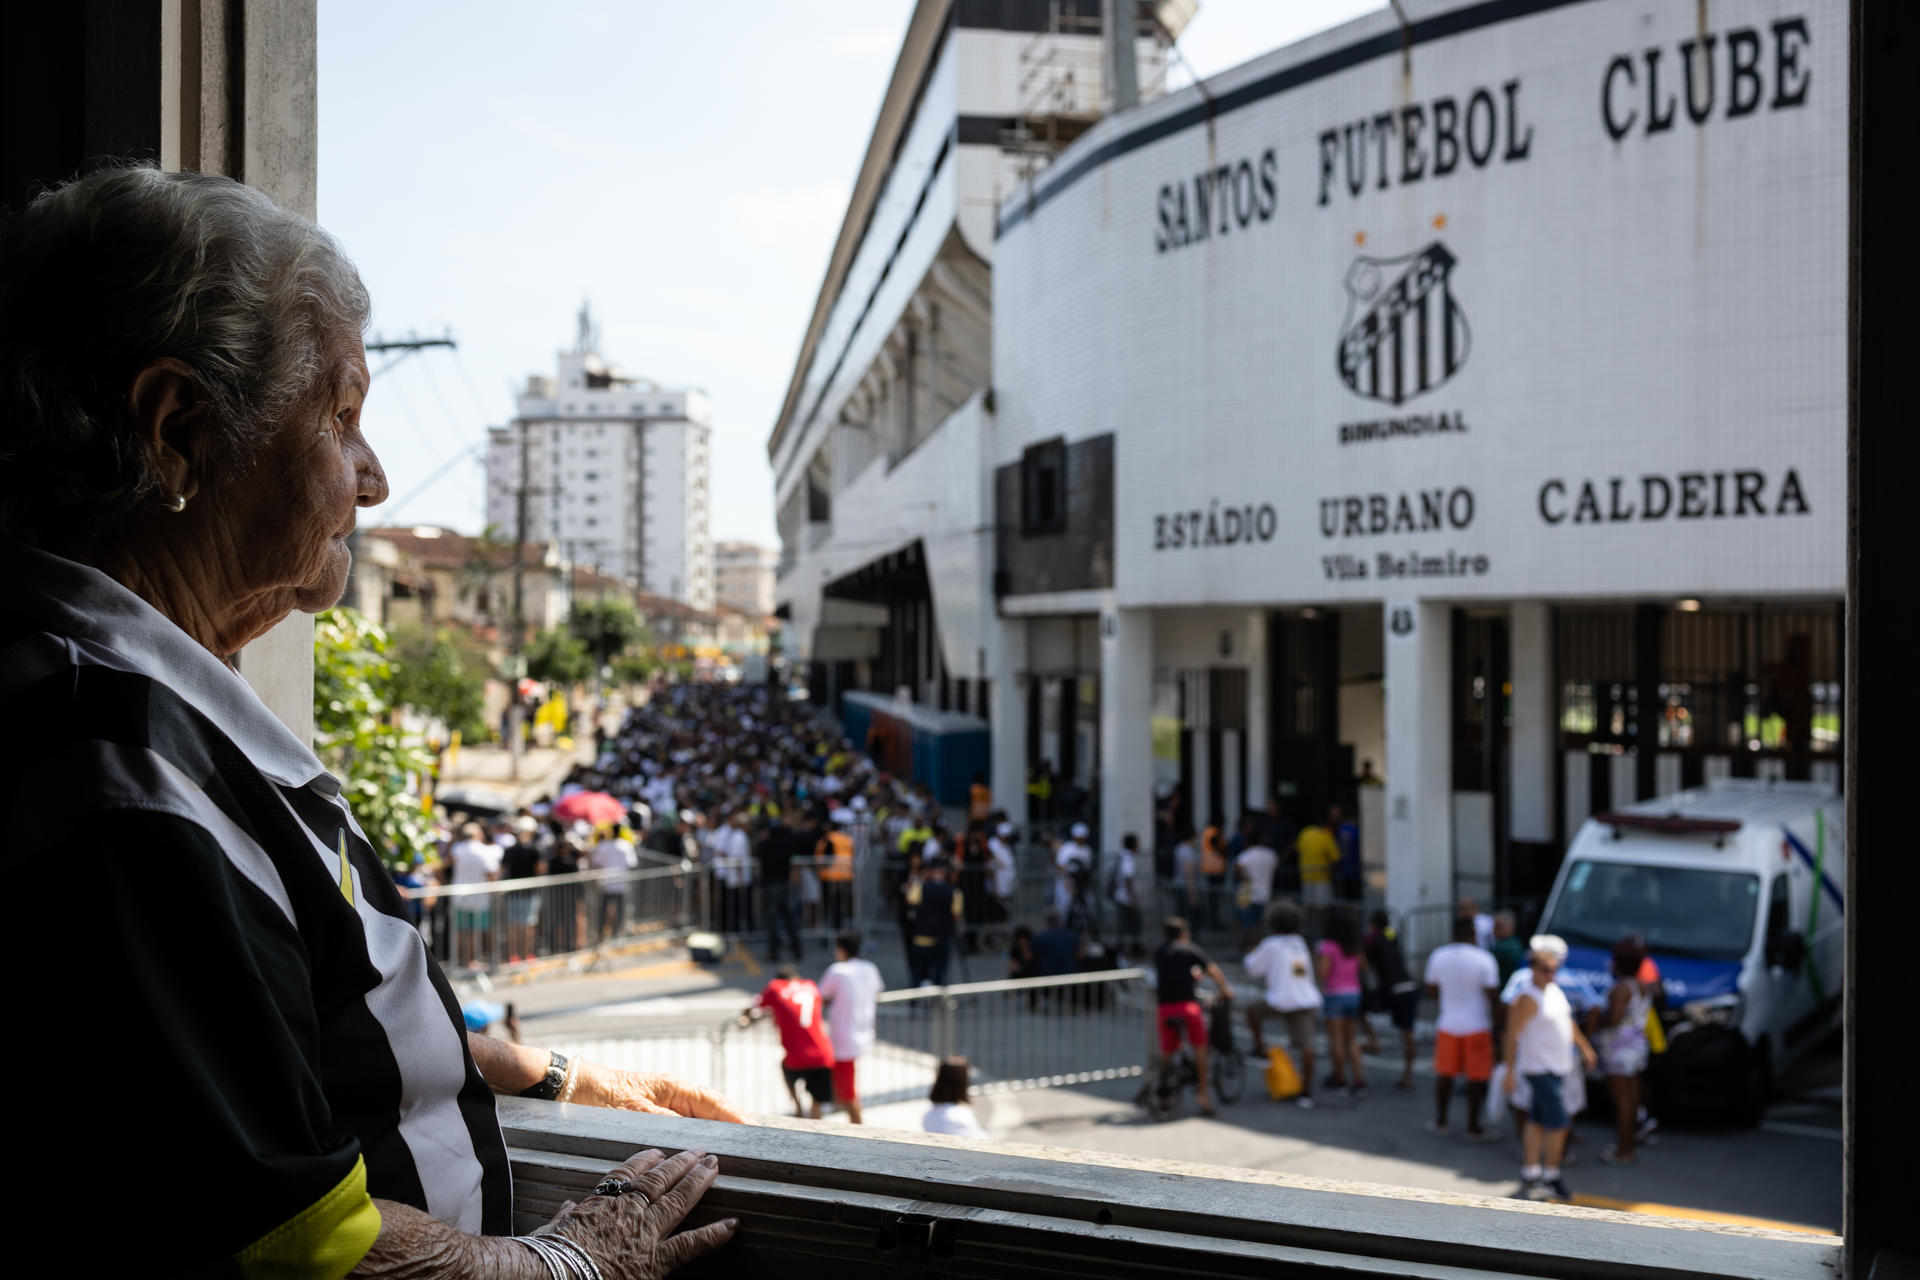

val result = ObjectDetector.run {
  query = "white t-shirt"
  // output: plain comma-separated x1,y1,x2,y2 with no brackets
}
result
1244,934,1322,1012
1234,845,1279,905
986,837,1017,898
712,826,752,887
1055,841,1091,875
448,839,502,886
591,837,639,890
922,1102,987,1139
1111,849,1138,906
818,957,885,1061
1473,913,1495,951
1513,977,1576,1077
1424,942,1501,1035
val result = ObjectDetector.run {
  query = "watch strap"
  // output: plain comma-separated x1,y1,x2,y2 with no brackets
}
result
517,1050,570,1100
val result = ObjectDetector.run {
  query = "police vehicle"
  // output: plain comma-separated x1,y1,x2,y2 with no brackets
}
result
1538,779,1843,1125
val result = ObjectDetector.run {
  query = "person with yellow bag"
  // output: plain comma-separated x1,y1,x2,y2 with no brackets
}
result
1242,901,1323,1109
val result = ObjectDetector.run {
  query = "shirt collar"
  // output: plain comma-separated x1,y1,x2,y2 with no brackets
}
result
3,539,330,789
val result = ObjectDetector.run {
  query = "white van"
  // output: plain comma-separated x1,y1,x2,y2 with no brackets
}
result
1538,778,1844,1125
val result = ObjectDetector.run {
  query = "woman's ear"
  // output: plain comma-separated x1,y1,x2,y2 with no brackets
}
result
127,358,209,502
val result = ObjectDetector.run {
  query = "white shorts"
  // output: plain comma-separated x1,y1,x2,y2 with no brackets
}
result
1302,881,1332,906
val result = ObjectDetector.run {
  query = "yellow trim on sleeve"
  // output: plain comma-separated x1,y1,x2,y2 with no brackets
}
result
338,831,355,907
233,1154,382,1280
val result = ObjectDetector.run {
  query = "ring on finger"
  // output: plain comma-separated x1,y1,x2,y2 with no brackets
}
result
592,1176,651,1204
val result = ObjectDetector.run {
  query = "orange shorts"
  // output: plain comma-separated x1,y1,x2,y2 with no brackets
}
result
1434,1030,1494,1082
832,1058,859,1104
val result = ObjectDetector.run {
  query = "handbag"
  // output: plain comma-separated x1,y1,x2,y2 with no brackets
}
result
1264,1046,1303,1100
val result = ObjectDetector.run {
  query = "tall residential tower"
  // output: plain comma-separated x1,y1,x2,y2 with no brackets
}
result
487,328,714,610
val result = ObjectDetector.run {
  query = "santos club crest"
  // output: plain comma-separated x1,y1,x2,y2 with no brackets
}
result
1337,241,1470,405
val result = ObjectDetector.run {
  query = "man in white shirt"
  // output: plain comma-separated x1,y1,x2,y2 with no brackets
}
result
590,826,640,942
986,823,1018,945
1242,900,1322,1109
1054,822,1093,921
1424,913,1502,1137
817,930,885,1124
1232,840,1279,950
446,823,502,968
712,813,755,935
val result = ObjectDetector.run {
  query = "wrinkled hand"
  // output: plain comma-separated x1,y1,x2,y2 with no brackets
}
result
1502,1068,1517,1096
573,1063,751,1123
539,1149,736,1280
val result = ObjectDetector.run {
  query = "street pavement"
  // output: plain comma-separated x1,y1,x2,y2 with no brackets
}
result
479,932,1841,1237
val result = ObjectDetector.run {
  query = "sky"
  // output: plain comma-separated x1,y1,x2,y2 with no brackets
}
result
317,0,1381,546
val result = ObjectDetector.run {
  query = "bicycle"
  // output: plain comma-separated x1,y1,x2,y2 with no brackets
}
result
1140,991,1244,1122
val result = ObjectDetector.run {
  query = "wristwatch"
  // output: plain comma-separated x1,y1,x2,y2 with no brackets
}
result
517,1050,570,1100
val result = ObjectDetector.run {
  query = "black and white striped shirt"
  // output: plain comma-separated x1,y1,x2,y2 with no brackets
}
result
5,541,510,1272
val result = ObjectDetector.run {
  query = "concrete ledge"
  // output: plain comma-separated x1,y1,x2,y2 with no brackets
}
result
498,1098,1838,1280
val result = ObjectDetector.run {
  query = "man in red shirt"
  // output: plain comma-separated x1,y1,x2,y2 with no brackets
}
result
739,965,836,1118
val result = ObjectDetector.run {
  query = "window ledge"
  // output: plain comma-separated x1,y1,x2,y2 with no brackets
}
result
498,1098,1837,1279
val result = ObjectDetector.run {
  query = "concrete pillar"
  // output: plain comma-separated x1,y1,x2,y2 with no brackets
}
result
1508,601,1554,843
1,1,318,740
1384,600,1452,917
1099,605,1154,882
988,616,1028,829
1246,609,1271,809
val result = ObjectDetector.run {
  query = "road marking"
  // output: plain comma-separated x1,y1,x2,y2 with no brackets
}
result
593,959,701,983
1568,1193,1834,1236
1759,1120,1842,1142
735,945,763,978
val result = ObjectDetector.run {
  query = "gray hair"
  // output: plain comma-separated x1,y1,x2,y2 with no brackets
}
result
0,163,370,539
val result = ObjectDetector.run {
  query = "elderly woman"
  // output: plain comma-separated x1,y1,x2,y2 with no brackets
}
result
3,166,738,1278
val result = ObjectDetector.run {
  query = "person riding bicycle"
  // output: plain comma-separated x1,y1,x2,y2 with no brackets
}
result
1153,916,1233,1117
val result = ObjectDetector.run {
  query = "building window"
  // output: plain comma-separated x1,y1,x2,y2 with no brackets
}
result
1020,438,1068,536
584,471,598,481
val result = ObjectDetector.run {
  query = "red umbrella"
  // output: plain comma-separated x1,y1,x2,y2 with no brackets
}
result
553,791,626,827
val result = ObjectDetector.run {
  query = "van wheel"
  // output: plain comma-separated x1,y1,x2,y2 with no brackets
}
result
1732,1042,1771,1128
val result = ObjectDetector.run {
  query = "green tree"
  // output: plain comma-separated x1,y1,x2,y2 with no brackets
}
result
609,649,658,689
313,607,437,871
525,625,592,686
389,623,490,743
569,597,646,668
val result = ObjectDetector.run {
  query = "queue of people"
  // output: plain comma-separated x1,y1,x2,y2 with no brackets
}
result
1143,886,1665,1205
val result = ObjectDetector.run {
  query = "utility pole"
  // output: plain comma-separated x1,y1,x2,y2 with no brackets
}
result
508,422,532,780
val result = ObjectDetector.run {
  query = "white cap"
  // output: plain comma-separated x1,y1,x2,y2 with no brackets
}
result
1528,934,1569,966
1070,822,1090,839
996,822,1014,838
851,795,869,811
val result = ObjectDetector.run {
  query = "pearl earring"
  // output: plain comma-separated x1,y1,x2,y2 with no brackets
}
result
165,494,188,513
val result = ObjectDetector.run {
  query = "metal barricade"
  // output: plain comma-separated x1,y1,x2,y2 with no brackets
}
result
543,969,1157,1118
407,863,695,976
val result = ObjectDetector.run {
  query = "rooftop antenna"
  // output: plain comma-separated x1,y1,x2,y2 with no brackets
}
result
573,298,600,356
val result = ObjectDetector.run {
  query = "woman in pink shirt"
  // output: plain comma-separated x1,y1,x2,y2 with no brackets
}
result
1316,913,1370,1096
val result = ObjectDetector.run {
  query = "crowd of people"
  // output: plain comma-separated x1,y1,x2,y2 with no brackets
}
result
415,685,1669,1204
1153,895,1665,1203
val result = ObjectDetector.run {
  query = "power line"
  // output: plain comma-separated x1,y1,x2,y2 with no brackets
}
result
385,442,485,523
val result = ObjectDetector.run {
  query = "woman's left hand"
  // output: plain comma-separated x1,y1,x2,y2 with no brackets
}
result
573,1064,751,1123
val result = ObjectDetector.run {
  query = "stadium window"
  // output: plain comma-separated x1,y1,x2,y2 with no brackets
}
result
1020,438,1067,536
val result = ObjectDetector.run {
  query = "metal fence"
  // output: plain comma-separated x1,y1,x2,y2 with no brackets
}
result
406,863,696,975
546,968,1156,1118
